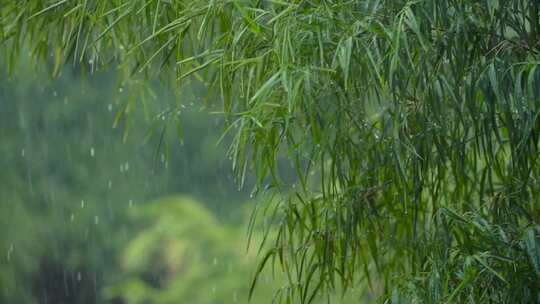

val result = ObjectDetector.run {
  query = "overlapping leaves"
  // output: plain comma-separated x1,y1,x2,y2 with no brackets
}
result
2,0,540,302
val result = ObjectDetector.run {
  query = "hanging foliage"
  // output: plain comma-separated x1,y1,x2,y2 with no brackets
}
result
2,1,540,302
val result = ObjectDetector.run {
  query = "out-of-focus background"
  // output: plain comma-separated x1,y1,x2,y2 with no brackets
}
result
0,58,362,304
0,57,271,304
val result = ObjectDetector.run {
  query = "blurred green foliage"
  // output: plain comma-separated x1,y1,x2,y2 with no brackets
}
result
0,61,247,303
105,196,278,304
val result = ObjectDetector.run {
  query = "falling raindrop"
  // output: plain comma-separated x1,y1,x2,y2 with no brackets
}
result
124,161,129,171
21,149,25,157
7,244,13,262
128,200,133,208
53,91,58,97
108,104,113,112
213,257,218,266
90,147,95,157
108,180,112,189
70,213,75,222
81,200,85,209
77,272,82,282
94,216,99,225
118,87,124,93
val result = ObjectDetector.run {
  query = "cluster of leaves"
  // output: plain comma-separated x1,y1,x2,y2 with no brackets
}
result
2,0,540,302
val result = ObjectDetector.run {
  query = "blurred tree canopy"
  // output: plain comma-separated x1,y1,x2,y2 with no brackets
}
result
105,196,277,304
0,60,246,303
2,1,540,303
